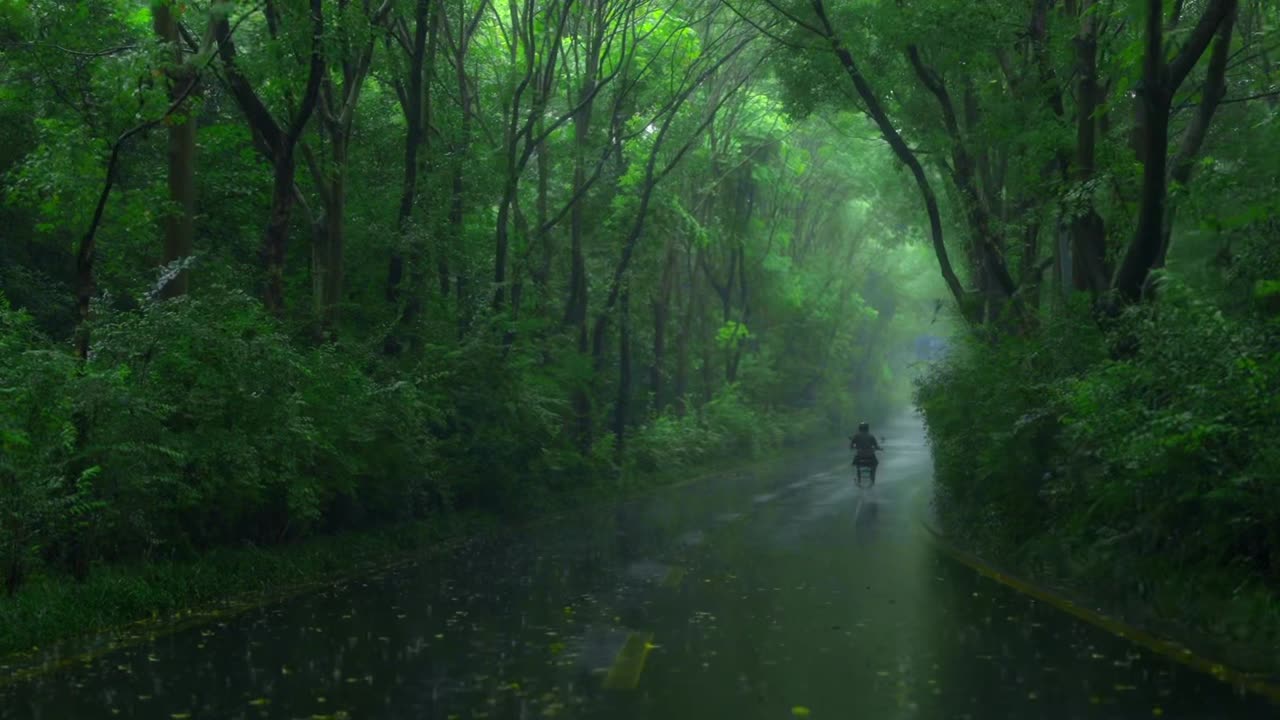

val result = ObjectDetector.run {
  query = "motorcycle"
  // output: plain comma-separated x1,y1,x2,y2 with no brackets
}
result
851,437,885,488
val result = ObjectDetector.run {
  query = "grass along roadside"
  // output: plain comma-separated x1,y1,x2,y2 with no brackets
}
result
0,432,836,673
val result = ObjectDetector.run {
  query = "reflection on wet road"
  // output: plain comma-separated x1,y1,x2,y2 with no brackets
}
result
2,412,1273,719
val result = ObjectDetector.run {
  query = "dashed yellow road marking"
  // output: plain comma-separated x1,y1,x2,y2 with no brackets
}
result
661,566,686,587
602,631,655,690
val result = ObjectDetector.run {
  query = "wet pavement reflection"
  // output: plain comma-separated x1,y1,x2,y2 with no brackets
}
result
2,412,1274,719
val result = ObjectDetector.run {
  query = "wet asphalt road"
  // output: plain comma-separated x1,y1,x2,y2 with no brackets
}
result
2,412,1275,719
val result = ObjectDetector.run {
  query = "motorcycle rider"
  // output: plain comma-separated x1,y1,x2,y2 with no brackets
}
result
849,421,882,483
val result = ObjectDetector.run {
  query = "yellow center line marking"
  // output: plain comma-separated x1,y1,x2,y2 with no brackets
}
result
602,631,655,690
917,508,1280,705
661,566,686,587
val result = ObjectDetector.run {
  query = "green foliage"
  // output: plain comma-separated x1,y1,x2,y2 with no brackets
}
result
423,335,574,515
0,295,83,593
627,384,804,475
916,306,1107,552
0,289,450,582
918,263,1280,646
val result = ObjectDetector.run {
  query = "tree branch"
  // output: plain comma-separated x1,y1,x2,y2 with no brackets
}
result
1167,0,1238,92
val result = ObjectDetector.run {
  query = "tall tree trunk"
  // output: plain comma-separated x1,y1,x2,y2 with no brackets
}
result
699,296,714,406
1113,0,1237,302
1158,6,1236,267
263,150,301,315
313,134,347,334
387,0,436,354
614,286,632,460
564,30,601,450
493,178,515,311
727,242,748,383
650,241,676,413
673,249,694,416
154,2,196,299
534,117,551,302
215,0,325,315
1069,0,1110,295
304,0,384,336
563,41,598,333
449,36,471,330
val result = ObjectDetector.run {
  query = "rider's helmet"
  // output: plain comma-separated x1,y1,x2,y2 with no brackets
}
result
858,421,870,433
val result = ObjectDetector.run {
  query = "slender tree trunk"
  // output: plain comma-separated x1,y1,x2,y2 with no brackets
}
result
1114,6,1175,303
494,174,515,311
450,39,471,330
673,249,694,416
263,150,300,315
563,51,597,334
316,134,347,333
1070,0,1110,295
533,118,551,301
727,242,748,383
1158,6,1236,267
446,41,470,302
154,2,196,299
565,23,597,443
651,241,675,413
614,286,632,459
387,0,435,354
699,297,714,405
564,36,601,450
1113,0,1237,302
214,0,325,315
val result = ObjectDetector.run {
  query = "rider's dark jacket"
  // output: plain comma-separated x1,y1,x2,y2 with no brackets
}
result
850,431,881,463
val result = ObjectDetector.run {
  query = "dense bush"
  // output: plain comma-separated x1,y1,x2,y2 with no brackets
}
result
627,384,792,474
917,266,1280,612
0,290,453,590
0,296,85,593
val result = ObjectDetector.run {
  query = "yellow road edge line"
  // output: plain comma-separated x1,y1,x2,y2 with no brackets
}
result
918,517,1280,705
0,602,262,690
0,547,436,688
602,631,655,690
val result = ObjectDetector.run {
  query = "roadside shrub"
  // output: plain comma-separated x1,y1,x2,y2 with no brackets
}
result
915,306,1107,551
1055,280,1280,575
628,384,805,475
627,411,719,473
917,276,1280,585
423,336,570,514
0,296,83,593
1,289,451,587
